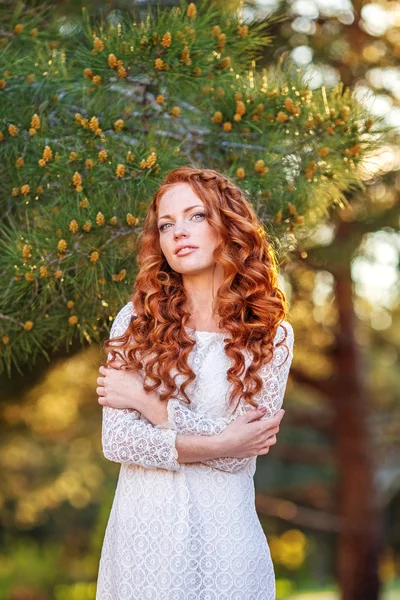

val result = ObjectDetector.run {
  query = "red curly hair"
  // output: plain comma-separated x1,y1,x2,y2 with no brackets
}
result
104,166,289,413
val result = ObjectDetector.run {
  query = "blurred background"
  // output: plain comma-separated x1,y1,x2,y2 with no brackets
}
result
0,0,399,599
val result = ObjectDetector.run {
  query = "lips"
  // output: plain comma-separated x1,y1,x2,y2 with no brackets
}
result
175,246,198,257
174,245,198,255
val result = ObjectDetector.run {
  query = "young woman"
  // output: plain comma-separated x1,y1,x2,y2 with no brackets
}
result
95,166,294,599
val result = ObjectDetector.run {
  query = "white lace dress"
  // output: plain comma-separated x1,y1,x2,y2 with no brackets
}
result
96,301,294,600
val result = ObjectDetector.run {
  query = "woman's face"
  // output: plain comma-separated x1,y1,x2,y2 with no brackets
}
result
157,182,220,276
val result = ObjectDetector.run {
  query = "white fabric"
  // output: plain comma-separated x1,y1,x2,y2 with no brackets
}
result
96,301,294,600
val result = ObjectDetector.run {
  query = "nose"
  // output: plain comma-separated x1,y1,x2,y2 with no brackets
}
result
173,224,189,239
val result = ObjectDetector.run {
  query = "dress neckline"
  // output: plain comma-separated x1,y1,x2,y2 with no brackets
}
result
184,325,228,337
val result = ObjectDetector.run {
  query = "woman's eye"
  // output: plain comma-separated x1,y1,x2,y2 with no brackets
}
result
158,212,206,232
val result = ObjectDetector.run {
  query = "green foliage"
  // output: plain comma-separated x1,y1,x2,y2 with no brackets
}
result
0,0,391,373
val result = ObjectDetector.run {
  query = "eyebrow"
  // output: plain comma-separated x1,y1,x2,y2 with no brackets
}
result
158,205,205,222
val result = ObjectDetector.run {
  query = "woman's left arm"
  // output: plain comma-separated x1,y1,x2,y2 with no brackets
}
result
152,322,295,473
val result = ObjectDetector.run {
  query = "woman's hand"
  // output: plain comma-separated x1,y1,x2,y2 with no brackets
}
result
217,408,285,458
96,360,146,411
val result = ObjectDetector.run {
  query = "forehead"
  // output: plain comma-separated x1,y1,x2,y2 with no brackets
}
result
157,182,203,214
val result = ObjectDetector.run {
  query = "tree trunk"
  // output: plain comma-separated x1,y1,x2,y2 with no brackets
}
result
331,226,383,600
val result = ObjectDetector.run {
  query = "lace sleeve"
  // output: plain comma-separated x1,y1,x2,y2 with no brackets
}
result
101,302,181,471
163,322,294,474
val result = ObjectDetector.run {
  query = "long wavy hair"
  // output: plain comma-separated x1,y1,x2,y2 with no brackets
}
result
104,166,290,412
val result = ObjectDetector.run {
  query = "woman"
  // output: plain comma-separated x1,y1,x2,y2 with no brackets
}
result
95,167,294,599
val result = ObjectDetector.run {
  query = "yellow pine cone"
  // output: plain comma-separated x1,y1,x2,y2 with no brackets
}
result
114,119,124,132
96,212,105,226
22,244,32,259
170,106,181,117
89,116,100,132
212,26,221,38
90,251,100,263
67,300,75,309
80,198,89,208
93,37,104,52
118,66,127,79
155,59,168,71
161,32,172,48
237,25,248,39
181,47,191,65
69,151,78,161
116,164,126,178
31,114,41,129
255,160,269,175
223,122,232,132
69,315,78,325
43,145,53,162
25,272,34,282
112,269,127,282
8,124,18,136
126,151,135,162
187,3,197,17
39,266,49,278
318,147,329,157
20,184,30,196
219,57,231,69
55,270,62,278
156,94,165,104
69,219,79,233
233,114,242,122
108,54,118,69
38,159,46,167
16,157,24,168
0,80,6,89
236,168,245,179
277,112,288,123
12,187,19,196
14,24,24,35
82,221,92,232
24,321,34,331
58,239,67,253
2,336,10,344
236,100,246,116
72,172,82,187
211,111,223,123
85,159,94,169
83,68,93,79
92,75,102,85
217,33,226,52
110,216,117,225
126,213,139,226
98,150,108,163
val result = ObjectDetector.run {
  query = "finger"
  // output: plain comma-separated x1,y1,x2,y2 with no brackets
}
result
97,376,106,386
96,386,106,396
262,424,279,436
98,396,108,406
263,410,284,427
266,435,277,446
99,366,107,375
245,408,268,422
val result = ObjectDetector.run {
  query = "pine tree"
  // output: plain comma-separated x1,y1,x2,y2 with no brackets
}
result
0,0,390,374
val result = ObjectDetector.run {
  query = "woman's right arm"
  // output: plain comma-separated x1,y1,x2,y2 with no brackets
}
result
101,302,225,470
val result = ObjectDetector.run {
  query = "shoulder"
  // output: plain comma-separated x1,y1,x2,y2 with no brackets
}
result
110,301,136,338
